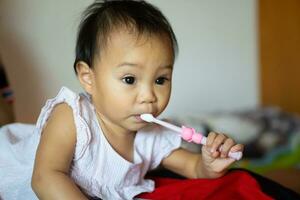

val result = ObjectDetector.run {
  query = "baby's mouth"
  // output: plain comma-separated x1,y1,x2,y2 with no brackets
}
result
134,114,152,122
134,115,145,122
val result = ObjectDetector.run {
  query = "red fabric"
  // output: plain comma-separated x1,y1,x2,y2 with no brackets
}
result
137,171,273,200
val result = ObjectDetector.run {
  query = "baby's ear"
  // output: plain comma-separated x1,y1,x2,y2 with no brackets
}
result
76,61,94,94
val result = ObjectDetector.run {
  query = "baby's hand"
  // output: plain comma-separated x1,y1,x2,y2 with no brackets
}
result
200,132,244,178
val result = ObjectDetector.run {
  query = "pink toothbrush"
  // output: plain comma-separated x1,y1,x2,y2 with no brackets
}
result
140,114,243,160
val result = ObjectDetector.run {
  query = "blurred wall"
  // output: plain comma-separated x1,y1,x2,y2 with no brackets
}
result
0,0,258,123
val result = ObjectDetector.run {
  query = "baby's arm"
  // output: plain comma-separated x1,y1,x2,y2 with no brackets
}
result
162,132,244,179
161,148,203,179
31,103,88,200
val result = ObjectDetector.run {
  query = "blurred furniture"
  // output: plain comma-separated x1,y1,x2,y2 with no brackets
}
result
259,0,300,115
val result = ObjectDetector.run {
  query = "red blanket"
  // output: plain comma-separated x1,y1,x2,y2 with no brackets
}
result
138,170,273,200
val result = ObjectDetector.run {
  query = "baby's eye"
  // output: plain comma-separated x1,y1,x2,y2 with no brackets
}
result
122,76,136,85
155,77,168,85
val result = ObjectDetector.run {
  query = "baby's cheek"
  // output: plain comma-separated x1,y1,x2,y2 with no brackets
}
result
159,90,171,104
157,100,169,114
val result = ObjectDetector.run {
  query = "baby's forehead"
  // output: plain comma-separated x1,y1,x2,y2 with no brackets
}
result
97,27,173,55
92,28,174,69
104,26,171,46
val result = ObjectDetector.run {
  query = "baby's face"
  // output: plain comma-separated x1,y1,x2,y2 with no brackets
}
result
90,30,174,133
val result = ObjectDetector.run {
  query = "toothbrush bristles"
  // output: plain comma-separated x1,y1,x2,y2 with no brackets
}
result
140,114,154,122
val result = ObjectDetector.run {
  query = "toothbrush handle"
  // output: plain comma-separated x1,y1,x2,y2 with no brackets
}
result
201,137,243,160
181,126,243,160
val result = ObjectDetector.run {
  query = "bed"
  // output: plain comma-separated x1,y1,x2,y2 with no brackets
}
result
166,106,300,194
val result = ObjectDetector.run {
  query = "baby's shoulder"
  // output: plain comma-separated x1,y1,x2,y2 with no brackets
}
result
36,87,79,137
50,103,74,123
43,103,76,137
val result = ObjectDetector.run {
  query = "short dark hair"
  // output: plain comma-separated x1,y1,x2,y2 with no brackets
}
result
73,0,178,73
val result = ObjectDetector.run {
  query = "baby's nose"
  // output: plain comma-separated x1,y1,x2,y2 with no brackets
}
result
138,86,157,104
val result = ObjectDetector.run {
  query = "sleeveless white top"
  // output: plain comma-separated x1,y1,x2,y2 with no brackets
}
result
0,87,181,200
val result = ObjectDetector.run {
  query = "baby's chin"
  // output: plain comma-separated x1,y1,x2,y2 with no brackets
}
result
124,121,150,133
118,114,156,132
128,124,149,132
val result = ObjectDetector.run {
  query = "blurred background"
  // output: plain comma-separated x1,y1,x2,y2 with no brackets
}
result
0,0,299,194
0,0,259,122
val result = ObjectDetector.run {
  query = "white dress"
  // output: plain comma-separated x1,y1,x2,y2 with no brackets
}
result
0,87,181,200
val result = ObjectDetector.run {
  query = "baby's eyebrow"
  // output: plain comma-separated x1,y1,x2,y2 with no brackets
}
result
117,62,138,68
117,62,173,69
161,64,173,69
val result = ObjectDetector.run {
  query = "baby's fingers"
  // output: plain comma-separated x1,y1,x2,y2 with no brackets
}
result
230,144,244,153
220,138,235,158
210,133,227,153
206,131,217,147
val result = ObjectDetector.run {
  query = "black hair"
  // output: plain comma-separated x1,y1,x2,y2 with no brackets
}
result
73,0,178,73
